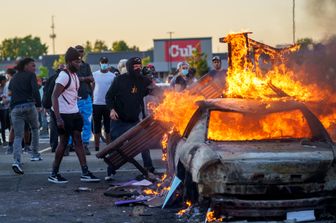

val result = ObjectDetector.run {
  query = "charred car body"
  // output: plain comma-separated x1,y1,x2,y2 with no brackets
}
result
168,98,336,219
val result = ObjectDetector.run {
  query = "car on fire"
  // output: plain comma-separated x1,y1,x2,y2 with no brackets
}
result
167,98,336,220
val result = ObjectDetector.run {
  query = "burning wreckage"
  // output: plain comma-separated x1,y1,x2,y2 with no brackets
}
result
97,32,336,221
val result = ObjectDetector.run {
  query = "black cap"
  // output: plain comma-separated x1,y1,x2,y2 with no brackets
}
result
100,56,108,63
212,56,221,61
65,47,81,63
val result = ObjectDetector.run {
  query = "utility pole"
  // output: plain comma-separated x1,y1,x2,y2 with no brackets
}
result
167,31,174,73
293,0,296,44
50,15,56,54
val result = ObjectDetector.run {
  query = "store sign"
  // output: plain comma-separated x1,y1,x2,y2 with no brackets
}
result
165,40,201,62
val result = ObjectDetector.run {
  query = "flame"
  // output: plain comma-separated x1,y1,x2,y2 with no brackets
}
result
151,90,204,135
206,209,223,222
208,110,311,141
142,173,170,196
177,200,192,216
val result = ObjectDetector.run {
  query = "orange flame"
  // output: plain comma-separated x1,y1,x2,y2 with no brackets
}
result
206,209,223,222
208,110,311,141
177,200,192,216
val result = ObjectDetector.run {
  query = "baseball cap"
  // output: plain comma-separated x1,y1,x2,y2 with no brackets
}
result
212,56,221,61
99,56,108,63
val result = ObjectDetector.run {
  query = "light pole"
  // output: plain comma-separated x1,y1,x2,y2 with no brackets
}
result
167,31,174,73
293,0,296,44
49,15,56,54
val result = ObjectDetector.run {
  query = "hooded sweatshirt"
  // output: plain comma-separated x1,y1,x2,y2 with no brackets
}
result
105,57,152,122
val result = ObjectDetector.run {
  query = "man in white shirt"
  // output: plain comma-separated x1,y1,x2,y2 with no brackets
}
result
92,57,115,151
48,47,100,184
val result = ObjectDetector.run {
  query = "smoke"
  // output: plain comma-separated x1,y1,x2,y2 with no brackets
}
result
305,0,336,31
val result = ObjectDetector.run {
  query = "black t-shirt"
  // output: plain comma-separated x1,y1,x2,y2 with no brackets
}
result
77,62,93,99
105,73,152,122
8,71,41,108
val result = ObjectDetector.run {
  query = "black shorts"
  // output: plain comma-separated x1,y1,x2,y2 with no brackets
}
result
51,112,83,136
92,104,110,134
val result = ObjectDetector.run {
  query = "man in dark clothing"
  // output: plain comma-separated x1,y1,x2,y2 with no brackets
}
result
9,58,42,175
105,57,155,180
74,45,93,155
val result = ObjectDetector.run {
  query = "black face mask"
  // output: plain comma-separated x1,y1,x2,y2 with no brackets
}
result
68,64,78,73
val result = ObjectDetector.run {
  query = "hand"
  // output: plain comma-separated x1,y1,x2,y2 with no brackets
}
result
56,116,65,129
110,109,119,120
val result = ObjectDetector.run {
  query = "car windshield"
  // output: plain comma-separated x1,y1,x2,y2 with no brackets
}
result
207,109,312,141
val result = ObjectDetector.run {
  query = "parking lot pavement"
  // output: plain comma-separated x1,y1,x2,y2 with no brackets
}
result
0,139,180,223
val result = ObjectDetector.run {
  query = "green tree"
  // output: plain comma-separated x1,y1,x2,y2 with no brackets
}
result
52,55,65,70
93,40,109,52
84,41,93,53
186,47,209,78
38,66,49,78
0,35,48,60
142,56,151,66
111,40,139,52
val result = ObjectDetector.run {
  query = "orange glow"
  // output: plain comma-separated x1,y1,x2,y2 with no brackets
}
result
208,110,311,141
151,90,204,135
177,201,192,216
206,210,223,222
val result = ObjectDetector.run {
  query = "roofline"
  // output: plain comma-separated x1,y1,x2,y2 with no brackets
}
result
153,37,212,41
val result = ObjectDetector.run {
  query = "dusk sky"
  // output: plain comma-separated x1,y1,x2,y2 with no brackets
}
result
0,0,334,54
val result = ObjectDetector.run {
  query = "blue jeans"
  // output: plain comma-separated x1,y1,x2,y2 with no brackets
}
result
77,96,92,144
11,103,40,164
109,120,153,172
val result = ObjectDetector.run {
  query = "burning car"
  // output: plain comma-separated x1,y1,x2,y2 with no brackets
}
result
168,97,336,219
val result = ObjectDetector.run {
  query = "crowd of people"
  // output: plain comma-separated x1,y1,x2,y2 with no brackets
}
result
2,45,226,183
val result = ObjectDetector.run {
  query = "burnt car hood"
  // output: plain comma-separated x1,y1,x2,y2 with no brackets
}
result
179,141,334,185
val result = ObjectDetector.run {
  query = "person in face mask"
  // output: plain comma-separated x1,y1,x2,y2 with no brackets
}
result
105,57,155,180
170,61,190,91
48,47,100,184
91,57,115,152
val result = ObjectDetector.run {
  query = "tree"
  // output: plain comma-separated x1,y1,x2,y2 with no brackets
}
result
93,40,109,52
0,35,48,60
142,56,151,66
52,55,65,70
186,47,209,78
84,41,93,53
111,40,139,52
296,38,314,51
38,66,49,78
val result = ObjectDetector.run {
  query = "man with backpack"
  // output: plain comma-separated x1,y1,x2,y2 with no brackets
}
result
48,47,100,183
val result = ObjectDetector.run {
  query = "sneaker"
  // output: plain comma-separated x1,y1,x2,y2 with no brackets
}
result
84,144,91,156
104,175,113,181
12,163,24,175
48,174,68,184
30,156,43,161
81,171,100,182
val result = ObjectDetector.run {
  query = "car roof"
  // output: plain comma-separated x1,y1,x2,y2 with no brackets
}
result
197,98,306,114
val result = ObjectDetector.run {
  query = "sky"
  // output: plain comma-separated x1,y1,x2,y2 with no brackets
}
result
0,0,334,54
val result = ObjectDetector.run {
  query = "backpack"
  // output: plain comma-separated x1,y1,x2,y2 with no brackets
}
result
42,70,71,109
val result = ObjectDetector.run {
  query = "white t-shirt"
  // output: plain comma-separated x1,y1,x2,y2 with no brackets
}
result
92,70,115,105
54,70,80,114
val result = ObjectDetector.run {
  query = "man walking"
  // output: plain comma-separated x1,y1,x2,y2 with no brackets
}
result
92,57,115,151
105,57,155,180
74,45,93,155
9,58,42,175
48,47,100,183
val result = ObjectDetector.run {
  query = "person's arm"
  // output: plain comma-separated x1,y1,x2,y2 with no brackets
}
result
105,78,119,120
31,73,42,108
52,83,65,128
79,63,94,83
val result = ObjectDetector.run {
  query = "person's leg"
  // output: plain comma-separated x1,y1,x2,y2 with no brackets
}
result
49,111,58,152
26,105,41,160
23,124,31,152
102,106,111,145
11,106,25,174
0,110,7,143
92,105,102,151
78,97,92,149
